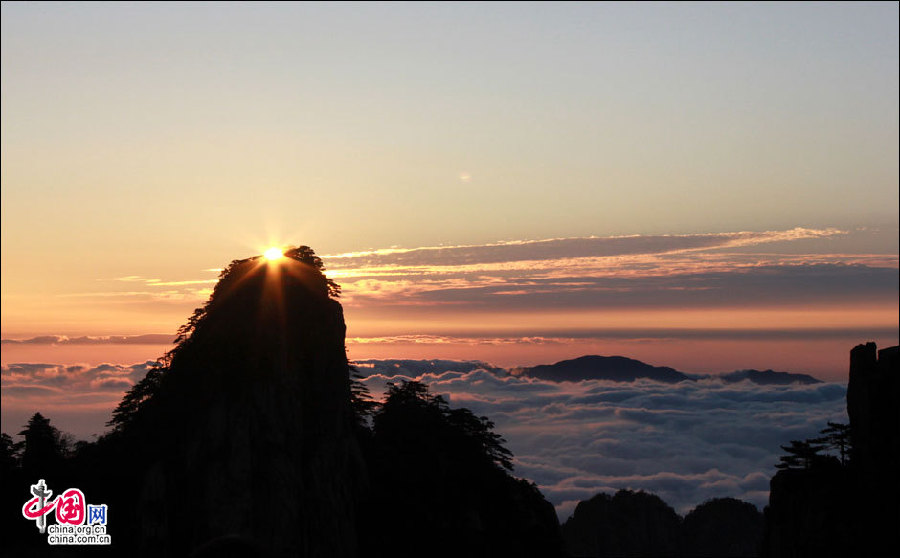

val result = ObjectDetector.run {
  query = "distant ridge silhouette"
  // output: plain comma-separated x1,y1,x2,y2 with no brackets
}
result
509,354,823,384
717,369,821,385
352,358,504,378
510,355,691,383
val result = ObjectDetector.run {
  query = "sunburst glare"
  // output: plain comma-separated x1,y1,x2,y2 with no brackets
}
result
264,247,284,261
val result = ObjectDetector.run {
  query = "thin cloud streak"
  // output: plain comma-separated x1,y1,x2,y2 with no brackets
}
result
324,228,846,268
340,264,898,310
1,334,174,346
312,229,898,319
346,327,899,345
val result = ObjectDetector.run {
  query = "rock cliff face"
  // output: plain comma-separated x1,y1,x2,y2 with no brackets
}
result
129,254,361,557
846,342,899,556
762,342,899,558
682,497,764,558
762,460,852,557
847,343,899,483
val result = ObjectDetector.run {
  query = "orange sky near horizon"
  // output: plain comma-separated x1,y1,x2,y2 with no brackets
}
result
2,291,897,382
2,228,898,384
1,333,896,384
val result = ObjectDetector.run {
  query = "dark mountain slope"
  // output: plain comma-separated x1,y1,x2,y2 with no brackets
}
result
106,247,362,557
762,343,899,558
29,246,564,558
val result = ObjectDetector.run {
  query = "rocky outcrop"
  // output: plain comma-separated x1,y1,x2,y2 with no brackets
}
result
562,491,763,557
847,343,899,482
561,489,682,557
682,497,764,557
762,459,852,557
762,343,899,558
126,254,362,557
846,342,899,556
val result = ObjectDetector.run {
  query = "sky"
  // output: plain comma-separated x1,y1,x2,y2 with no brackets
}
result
2,1,898,445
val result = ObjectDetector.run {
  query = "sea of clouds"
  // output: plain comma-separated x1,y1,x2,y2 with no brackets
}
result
354,359,847,520
2,357,847,520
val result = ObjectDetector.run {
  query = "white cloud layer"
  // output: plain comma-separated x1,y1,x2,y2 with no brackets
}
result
1,357,849,520
356,359,847,519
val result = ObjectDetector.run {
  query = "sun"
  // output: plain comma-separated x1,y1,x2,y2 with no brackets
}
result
264,247,284,261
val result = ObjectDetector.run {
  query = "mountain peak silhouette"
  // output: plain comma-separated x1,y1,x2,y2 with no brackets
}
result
94,246,564,557
164,247,343,378
107,246,361,557
510,355,691,383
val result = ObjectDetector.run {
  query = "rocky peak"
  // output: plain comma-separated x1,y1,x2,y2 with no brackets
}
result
125,249,361,557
